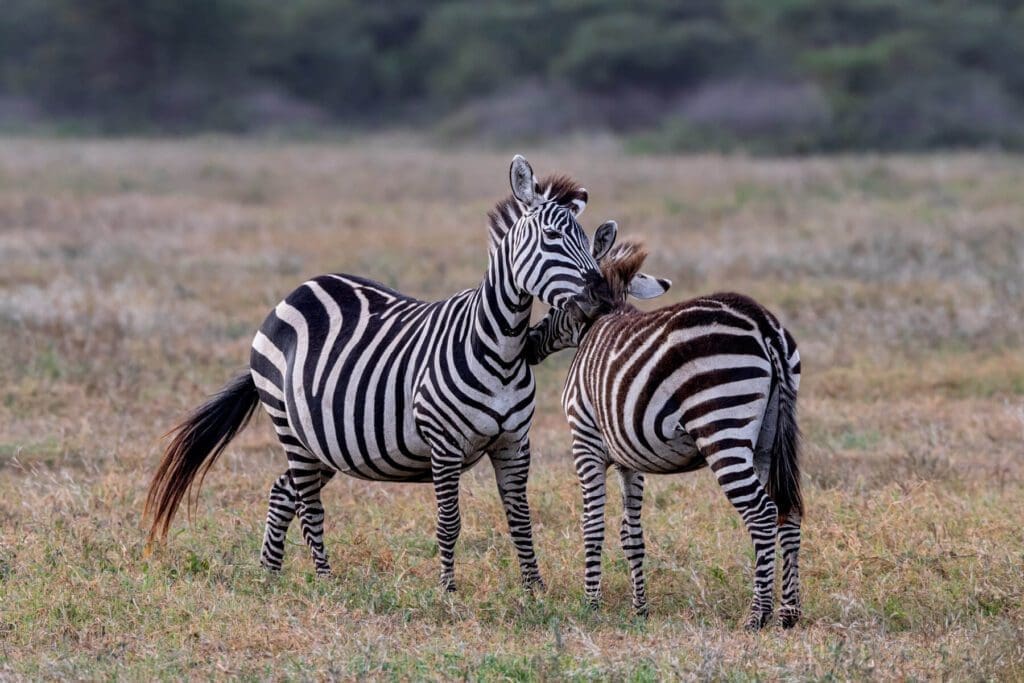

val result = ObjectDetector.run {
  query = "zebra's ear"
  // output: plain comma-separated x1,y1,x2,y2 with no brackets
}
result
509,155,540,209
568,188,588,216
627,273,671,300
592,220,617,260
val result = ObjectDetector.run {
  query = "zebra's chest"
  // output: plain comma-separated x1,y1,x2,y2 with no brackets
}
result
415,367,535,452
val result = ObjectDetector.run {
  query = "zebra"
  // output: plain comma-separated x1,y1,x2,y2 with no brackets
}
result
144,155,619,592
525,238,803,629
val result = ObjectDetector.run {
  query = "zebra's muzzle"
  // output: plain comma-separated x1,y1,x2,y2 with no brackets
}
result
569,293,614,322
565,298,588,324
571,270,614,320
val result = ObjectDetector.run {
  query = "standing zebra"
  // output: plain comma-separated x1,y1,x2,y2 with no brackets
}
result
526,239,803,629
145,155,618,592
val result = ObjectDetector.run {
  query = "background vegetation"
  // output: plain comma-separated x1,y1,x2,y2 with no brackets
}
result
3,1,1024,151
1,139,1022,678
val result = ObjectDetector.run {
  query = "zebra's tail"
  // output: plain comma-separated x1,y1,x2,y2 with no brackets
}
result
144,372,260,546
767,339,803,522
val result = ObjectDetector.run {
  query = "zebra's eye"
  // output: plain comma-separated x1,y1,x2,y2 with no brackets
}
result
543,227,561,238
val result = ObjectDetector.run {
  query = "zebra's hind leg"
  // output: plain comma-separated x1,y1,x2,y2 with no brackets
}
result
490,442,544,591
615,465,647,617
778,512,802,628
288,454,334,577
705,446,778,630
260,472,297,571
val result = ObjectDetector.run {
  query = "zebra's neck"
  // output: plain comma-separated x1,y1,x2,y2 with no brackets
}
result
471,234,533,368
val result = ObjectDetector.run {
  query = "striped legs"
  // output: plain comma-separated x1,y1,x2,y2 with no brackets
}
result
574,442,609,607
490,443,544,590
292,465,335,576
276,445,335,577
575,448,648,615
778,513,802,628
616,466,647,616
259,411,335,575
431,448,463,591
706,448,779,630
259,466,335,574
260,473,297,571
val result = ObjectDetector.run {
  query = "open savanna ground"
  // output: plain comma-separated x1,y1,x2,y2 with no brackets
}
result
1,138,1022,680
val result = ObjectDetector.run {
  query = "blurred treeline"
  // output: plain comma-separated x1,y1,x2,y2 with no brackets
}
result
2,0,1024,152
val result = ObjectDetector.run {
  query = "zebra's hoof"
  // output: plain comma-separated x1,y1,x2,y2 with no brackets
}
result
260,560,283,573
315,568,333,579
441,579,457,593
743,610,773,631
778,605,801,629
634,603,649,619
524,576,547,594
584,595,601,611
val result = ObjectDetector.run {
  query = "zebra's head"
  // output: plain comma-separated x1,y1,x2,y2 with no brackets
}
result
493,155,617,317
523,238,671,364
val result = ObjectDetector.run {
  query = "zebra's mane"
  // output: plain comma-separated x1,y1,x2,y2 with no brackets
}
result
600,240,649,300
486,174,587,255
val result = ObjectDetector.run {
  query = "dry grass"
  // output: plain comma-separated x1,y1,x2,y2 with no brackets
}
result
1,137,1023,680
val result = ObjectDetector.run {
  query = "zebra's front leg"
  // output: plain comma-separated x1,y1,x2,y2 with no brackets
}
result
490,442,544,591
574,443,608,609
288,456,333,577
778,512,802,628
431,448,464,592
615,465,647,617
707,448,778,630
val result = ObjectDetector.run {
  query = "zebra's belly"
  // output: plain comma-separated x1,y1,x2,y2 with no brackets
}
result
289,392,506,482
262,357,433,481
325,447,489,483
323,418,433,481
607,425,706,475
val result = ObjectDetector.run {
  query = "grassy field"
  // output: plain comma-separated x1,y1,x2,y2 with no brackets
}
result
1,137,1022,680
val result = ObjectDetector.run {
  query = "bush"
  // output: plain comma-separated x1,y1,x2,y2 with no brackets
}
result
3,0,1024,150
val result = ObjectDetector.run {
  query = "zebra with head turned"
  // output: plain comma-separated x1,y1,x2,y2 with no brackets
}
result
525,237,803,629
145,155,618,592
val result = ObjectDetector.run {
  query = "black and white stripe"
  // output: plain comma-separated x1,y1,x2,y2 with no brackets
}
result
526,240,803,628
146,156,611,592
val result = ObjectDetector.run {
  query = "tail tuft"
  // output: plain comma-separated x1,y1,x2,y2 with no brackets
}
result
144,372,259,545
768,383,802,520
765,330,802,522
